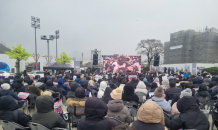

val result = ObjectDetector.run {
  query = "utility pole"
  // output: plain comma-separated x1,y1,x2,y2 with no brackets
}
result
55,30,59,59
41,35,55,66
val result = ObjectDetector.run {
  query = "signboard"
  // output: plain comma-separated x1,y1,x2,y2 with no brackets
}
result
170,45,183,50
128,75,137,82
18,92,30,99
54,98,63,114
74,61,81,73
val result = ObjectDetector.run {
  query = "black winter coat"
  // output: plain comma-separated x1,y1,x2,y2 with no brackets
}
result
122,85,139,103
32,95,67,129
0,90,23,101
132,120,165,130
14,83,26,93
0,96,31,127
165,87,182,101
196,91,209,97
101,87,112,104
79,97,117,130
165,96,209,130
193,77,204,88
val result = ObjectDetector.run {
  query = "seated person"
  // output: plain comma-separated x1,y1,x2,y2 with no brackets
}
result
166,96,209,130
56,78,70,96
165,80,182,101
122,83,139,104
66,87,87,116
0,96,31,127
66,82,80,99
35,78,47,91
147,87,171,113
107,88,131,123
196,84,209,97
0,83,23,101
25,80,40,96
32,95,67,129
79,97,117,130
131,101,166,130
13,78,26,93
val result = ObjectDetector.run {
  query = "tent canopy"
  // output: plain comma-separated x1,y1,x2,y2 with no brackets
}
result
43,63,74,70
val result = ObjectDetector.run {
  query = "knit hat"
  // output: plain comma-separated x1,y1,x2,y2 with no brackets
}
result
75,87,86,98
43,91,52,96
110,88,122,100
154,87,164,98
180,88,192,98
1,83,10,90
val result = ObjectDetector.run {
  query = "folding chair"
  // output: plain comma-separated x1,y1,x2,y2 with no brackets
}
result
211,109,218,130
198,96,210,110
2,120,29,130
28,122,50,130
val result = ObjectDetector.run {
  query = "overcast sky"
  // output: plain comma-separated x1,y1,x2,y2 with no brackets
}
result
0,0,218,62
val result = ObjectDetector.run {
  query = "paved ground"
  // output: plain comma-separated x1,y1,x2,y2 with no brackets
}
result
0,104,216,130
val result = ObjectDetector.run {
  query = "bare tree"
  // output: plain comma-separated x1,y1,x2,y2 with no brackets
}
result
136,39,164,70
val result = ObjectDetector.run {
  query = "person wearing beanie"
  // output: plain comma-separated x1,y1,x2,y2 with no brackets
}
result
122,83,139,106
165,96,209,130
0,83,23,101
43,91,52,96
101,87,112,104
147,87,171,113
106,88,131,123
25,80,40,96
66,87,86,121
66,82,80,99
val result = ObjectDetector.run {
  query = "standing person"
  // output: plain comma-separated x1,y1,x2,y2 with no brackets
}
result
23,70,28,77
168,67,171,75
164,67,167,73
171,68,175,76
44,69,50,77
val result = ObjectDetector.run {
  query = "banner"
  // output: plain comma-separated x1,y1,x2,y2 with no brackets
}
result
18,92,30,99
74,61,81,73
170,45,183,50
54,98,63,114
128,75,137,82
185,64,190,72
103,55,141,74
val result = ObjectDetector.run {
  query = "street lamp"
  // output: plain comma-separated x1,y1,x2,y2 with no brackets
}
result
31,16,40,70
41,35,55,66
55,30,60,58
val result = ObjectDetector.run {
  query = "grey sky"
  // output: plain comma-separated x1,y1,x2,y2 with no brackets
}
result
0,0,218,62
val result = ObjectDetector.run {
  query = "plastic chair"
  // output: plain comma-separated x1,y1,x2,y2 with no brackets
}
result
28,122,50,130
2,120,29,130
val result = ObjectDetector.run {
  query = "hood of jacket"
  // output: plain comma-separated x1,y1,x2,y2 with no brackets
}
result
46,80,54,87
58,78,64,85
35,82,43,87
102,87,112,100
203,78,211,85
136,81,146,89
107,99,124,112
66,98,86,107
0,96,18,111
70,82,80,91
99,81,107,91
14,83,24,90
136,101,165,125
197,91,209,97
36,95,54,113
193,77,203,84
177,96,199,113
75,78,81,84
85,97,108,120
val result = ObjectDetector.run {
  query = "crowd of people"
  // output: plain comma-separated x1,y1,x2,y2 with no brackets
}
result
0,68,218,130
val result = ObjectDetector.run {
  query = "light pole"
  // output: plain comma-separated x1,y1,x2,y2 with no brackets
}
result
41,35,55,66
55,30,60,58
31,16,40,70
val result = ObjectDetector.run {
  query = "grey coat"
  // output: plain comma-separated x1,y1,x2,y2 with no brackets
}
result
106,99,131,123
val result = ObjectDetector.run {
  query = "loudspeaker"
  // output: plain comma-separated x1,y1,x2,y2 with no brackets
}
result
93,53,98,65
153,54,160,66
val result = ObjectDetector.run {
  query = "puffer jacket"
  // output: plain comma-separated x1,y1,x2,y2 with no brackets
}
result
122,84,139,104
56,78,70,95
0,96,31,127
79,97,117,130
35,81,47,91
32,95,67,129
202,78,211,86
193,77,204,88
147,97,171,113
196,91,209,97
132,101,166,130
66,98,86,116
0,89,23,101
165,96,209,130
106,99,131,123
97,81,108,98
66,82,80,99
14,83,26,93
135,81,148,95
